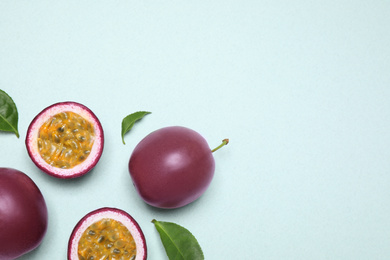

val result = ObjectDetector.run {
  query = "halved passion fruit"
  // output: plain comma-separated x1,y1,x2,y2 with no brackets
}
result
68,207,147,260
26,102,104,179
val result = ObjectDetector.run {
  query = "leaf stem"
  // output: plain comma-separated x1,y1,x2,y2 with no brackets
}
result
211,139,229,153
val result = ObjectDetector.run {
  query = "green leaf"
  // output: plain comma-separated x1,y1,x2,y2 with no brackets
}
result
152,219,204,260
0,89,19,138
121,111,151,144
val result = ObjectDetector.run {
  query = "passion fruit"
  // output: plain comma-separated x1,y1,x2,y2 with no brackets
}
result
0,168,48,260
129,126,228,209
26,102,104,178
68,207,147,260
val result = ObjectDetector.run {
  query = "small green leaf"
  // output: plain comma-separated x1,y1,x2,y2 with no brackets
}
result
0,89,19,138
121,111,151,144
152,219,204,260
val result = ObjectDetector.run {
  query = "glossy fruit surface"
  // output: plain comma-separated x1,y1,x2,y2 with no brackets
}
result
26,101,104,178
0,168,48,260
68,207,147,260
129,126,216,209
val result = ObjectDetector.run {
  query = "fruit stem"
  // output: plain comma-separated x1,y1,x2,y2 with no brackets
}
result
211,139,229,153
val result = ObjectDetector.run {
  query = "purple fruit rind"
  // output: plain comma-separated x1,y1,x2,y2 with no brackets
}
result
129,126,216,209
0,168,48,259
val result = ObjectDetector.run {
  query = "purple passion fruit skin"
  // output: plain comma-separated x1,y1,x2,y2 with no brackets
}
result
25,101,104,179
68,207,147,260
0,168,48,260
129,126,216,209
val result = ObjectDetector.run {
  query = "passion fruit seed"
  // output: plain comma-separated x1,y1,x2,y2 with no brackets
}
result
78,218,137,260
37,111,95,169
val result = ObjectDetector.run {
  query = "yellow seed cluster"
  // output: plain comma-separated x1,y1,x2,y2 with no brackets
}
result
37,111,95,169
78,218,137,260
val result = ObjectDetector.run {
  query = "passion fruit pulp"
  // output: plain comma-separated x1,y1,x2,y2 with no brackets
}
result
68,207,147,260
26,102,104,179
0,168,48,260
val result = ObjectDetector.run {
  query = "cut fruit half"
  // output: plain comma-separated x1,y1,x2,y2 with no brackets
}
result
26,101,104,179
68,207,147,260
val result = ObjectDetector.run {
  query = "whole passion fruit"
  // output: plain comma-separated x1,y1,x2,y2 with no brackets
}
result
26,101,104,178
129,126,228,209
68,207,147,260
0,168,48,260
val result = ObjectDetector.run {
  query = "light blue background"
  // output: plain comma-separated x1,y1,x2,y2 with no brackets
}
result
1,1,390,259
